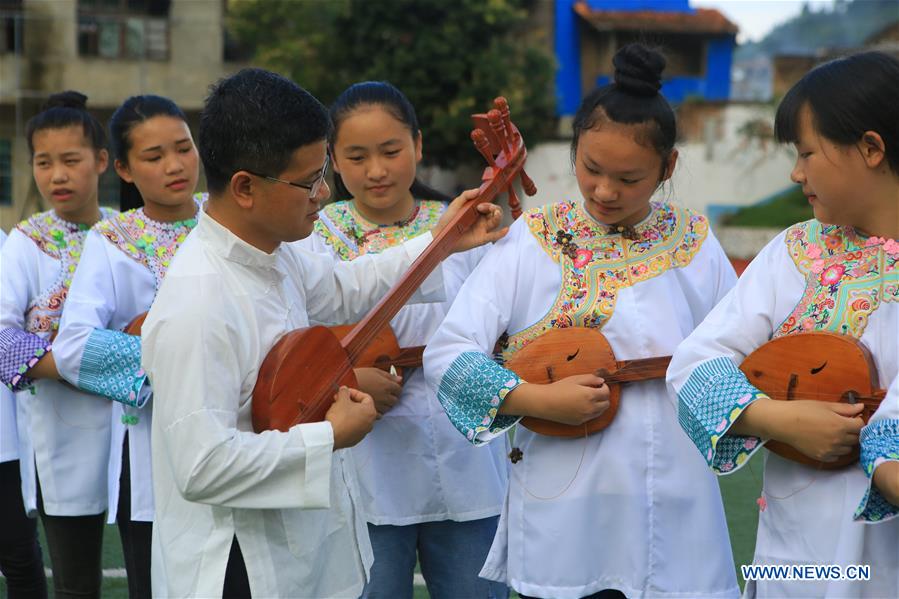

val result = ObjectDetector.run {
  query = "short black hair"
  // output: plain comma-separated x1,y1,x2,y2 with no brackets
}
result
571,44,676,178
775,51,899,175
198,68,331,194
26,91,107,156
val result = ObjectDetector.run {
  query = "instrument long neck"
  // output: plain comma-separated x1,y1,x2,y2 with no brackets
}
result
342,150,526,364
603,356,672,384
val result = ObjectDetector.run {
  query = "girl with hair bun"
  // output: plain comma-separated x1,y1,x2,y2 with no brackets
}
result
669,51,899,597
0,90,115,599
424,44,740,598
52,94,203,599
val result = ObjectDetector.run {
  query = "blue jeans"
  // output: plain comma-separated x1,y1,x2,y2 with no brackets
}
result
361,516,508,599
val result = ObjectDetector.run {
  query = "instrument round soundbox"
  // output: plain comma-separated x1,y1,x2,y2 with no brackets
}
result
252,326,357,433
739,331,881,469
505,328,621,437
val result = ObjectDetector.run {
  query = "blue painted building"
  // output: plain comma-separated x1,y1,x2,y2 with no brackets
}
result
555,0,737,116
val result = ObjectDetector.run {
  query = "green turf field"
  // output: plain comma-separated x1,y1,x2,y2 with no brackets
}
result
2,453,762,597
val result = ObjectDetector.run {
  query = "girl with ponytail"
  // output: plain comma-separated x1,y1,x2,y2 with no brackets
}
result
299,80,510,599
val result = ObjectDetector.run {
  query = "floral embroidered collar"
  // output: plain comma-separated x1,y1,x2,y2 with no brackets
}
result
501,200,708,356
525,200,707,269
95,194,204,288
315,199,445,260
779,221,898,338
16,207,117,333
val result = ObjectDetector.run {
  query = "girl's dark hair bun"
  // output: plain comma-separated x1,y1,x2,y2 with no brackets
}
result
43,91,88,111
613,44,666,97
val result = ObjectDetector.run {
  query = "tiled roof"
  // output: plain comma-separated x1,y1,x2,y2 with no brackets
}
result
574,2,738,35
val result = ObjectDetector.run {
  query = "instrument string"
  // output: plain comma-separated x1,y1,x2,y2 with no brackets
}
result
514,423,590,501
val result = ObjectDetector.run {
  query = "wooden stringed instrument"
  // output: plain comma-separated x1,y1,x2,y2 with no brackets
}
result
125,310,424,376
503,328,671,437
739,330,885,469
252,97,537,433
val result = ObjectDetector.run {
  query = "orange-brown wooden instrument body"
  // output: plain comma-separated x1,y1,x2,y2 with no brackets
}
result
739,331,885,469
505,328,670,437
125,312,147,337
244,326,425,433
252,97,536,433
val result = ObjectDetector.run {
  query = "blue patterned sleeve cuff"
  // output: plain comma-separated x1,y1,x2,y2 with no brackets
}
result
677,356,767,474
854,419,899,523
0,327,51,392
77,328,148,407
437,351,523,446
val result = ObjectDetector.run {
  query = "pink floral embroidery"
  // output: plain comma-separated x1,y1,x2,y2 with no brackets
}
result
736,393,752,406
572,248,593,269
780,221,897,339
715,418,728,433
744,437,759,450
756,496,767,512
507,201,708,357
820,264,845,286
720,461,734,472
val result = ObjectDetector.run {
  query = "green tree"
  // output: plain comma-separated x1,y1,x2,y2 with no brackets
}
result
228,0,556,169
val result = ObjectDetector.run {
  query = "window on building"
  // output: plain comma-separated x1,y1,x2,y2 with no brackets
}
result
0,139,12,206
77,0,171,61
0,0,23,54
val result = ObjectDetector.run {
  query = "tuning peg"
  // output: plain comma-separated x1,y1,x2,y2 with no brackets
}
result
488,109,511,156
507,185,522,220
519,169,537,196
471,129,497,167
495,97,520,146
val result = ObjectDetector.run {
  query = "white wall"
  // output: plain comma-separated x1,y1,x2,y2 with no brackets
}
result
515,104,797,218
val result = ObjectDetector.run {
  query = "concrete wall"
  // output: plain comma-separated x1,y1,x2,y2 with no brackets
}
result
514,103,796,220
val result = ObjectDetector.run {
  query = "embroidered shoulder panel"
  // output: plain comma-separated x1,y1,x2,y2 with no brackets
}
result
17,208,117,333
505,201,708,356
94,195,201,286
315,199,444,261
778,221,899,338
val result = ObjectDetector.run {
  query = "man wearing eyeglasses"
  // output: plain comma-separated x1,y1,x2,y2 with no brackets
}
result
140,68,505,598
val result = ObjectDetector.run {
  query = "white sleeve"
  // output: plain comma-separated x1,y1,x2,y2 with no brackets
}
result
855,372,899,522
0,231,52,391
142,273,334,509
293,231,445,325
54,231,148,406
666,231,797,474
423,221,531,445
